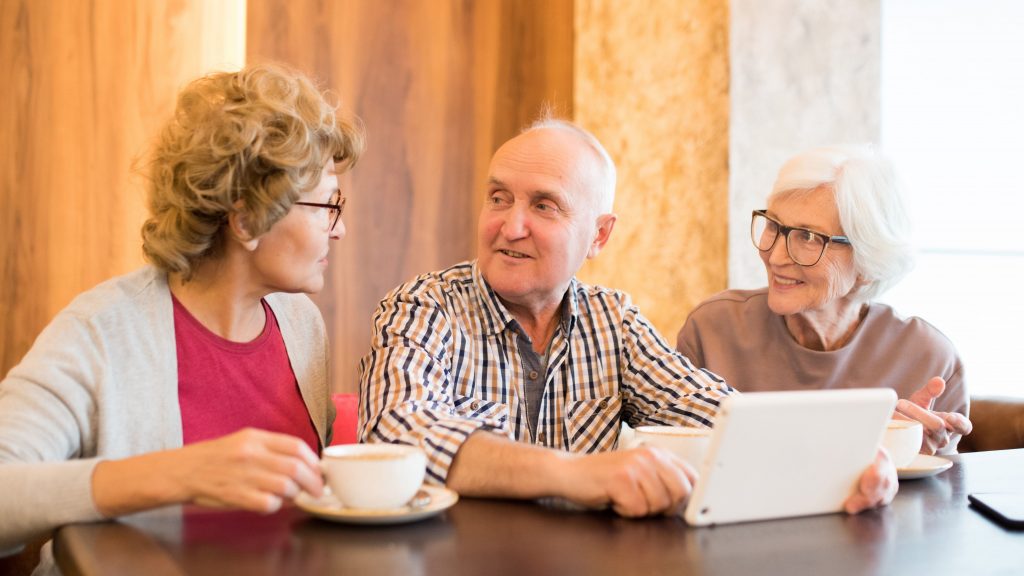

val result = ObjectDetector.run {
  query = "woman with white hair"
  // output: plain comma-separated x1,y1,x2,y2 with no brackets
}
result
677,144,972,455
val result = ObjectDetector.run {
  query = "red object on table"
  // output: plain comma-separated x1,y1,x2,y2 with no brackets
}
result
330,393,359,445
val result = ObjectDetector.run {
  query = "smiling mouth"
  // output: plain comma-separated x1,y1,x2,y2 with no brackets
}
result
497,249,531,259
773,275,803,286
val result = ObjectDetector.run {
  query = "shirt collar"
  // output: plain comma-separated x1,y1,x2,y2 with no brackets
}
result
470,260,579,337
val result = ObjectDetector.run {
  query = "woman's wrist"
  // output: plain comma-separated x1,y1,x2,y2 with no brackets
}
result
91,450,190,517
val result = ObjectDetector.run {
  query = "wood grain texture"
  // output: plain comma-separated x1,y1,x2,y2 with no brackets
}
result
0,0,244,376
574,0,730,342
247,0,573,393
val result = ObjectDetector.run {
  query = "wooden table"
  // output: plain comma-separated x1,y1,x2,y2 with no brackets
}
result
55,449,1024,576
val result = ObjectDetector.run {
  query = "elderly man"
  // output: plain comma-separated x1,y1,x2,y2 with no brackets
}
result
359,119,896,516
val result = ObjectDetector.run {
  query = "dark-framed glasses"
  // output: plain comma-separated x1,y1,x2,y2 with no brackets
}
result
295,192,346,232
750,209,851,267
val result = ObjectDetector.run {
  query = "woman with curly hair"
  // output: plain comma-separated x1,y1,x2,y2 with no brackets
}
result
0,62,364,559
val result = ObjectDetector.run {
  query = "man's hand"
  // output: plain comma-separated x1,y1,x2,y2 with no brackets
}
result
446,432,696,517
556,447,698,517
895,377,972,454
843,449,898,514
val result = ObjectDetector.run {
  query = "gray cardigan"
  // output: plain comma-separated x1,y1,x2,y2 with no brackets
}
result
0,267,333,552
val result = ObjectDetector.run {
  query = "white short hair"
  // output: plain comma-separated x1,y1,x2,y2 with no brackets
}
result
769,144,914,302
523,117,617,214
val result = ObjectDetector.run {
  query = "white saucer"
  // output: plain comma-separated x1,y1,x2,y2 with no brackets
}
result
897,454,953,480
295,485,458,525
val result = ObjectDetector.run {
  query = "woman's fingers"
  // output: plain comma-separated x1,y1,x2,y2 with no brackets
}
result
181,428,324,510
845,450,897,514
942,411,973,436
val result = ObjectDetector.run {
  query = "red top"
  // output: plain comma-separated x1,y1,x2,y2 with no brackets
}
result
174,295,320,453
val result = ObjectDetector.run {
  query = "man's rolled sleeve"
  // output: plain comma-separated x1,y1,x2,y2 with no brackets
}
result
358,289,506,484
620,303,735,428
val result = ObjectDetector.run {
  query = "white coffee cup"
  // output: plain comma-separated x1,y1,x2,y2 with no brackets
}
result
321,444,427,509
882,419,923,468
630,426,711,469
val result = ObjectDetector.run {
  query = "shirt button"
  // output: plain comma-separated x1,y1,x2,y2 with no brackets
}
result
470,400,480,410
537,431,546,443
528,370,539,380
598,399,609,409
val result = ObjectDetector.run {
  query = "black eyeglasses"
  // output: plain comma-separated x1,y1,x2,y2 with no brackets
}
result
751,209,851,266
295,192,346,232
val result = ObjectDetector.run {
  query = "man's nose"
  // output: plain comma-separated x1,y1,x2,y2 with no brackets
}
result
501,207,529,239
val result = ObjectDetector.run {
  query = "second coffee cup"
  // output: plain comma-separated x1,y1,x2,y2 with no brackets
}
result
882,419,923,468
631,425,711,469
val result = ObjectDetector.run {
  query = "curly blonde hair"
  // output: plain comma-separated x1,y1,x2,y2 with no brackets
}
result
141,62,364,279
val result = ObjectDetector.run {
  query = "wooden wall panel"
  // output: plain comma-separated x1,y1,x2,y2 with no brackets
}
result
0,0,244,375
247,0,574,393
575,0,730,341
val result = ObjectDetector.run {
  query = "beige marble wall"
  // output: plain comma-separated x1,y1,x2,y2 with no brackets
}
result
574,0,730,341
729,0,881,289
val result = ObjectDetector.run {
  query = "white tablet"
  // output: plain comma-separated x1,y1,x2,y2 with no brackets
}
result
684,388,896,526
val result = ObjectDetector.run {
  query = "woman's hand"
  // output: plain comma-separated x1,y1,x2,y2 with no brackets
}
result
92,428,323,517
896,377,973,454
843,449,898,514
173,428,324,511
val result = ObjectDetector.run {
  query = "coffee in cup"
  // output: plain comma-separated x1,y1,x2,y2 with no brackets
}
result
321,444,427,509
882,419,923,468
630,425,711,469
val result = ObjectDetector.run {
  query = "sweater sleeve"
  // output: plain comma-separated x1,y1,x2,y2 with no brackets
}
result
936,355,969,455
0,311,106,551
675,312,707,369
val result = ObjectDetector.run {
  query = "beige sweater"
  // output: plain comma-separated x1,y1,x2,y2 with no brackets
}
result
0,267,332,554
677,288,968,445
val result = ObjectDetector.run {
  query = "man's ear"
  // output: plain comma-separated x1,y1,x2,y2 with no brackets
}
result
586,213,618,259
227,210,260,252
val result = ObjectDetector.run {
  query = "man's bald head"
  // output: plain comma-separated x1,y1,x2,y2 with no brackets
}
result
519,118,617,215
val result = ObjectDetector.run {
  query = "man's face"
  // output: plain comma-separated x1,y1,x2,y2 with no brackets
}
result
476,128,613,315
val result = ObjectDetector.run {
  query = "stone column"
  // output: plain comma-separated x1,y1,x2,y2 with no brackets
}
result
729,0,881,289
575,0,730,339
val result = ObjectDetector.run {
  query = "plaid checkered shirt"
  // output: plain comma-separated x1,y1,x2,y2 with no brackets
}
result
358,261,735,484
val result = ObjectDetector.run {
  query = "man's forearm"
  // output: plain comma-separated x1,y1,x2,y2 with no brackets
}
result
445,431,571,499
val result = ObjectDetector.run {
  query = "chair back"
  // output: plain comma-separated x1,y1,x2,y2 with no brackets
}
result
330,393,359,445
958,396,1024,452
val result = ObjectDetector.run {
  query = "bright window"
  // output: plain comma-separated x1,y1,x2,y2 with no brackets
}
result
881,0,1024,398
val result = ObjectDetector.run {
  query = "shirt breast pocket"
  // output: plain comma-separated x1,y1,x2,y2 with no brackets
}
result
454,395,510,429
566,394,622,453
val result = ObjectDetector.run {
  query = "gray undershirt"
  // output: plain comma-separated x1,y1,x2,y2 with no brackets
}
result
516,330,552,441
